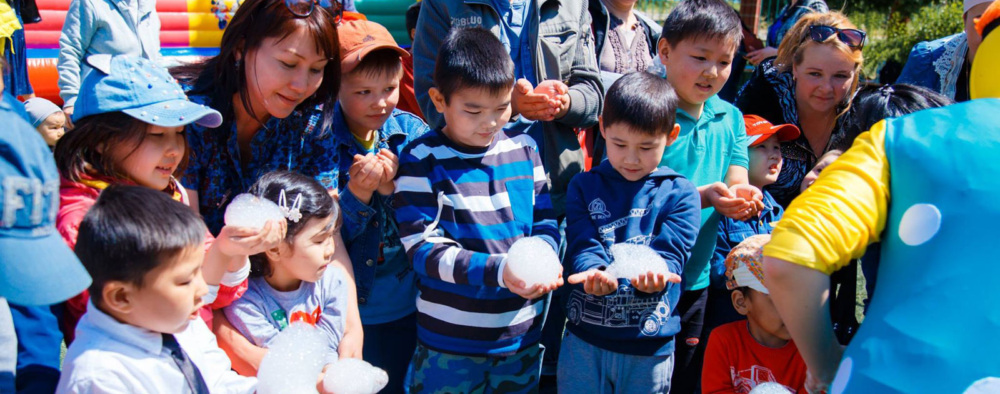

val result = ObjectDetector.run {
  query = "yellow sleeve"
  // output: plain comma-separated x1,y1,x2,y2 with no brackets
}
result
763,122,891,275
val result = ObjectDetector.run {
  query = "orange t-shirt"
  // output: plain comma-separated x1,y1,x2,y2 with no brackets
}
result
702,320,807,394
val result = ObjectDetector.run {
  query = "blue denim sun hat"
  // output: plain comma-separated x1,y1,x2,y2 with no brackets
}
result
0,95,92,306
72,55,223,128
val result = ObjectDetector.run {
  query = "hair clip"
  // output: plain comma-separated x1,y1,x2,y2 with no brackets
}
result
879,85,895,96
279,189,303,223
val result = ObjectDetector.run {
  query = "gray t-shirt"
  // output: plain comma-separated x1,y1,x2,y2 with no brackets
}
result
224,266,348,364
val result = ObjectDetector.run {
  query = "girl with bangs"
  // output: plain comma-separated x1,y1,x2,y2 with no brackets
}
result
171,0,365,374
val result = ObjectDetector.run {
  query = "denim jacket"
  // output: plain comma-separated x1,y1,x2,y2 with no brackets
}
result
897,32,968,101
413,0,603,215
332,105,429,302
57,0,160,108
709,190,783,288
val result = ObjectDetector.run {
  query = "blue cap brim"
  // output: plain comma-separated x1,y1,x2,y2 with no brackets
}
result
122,99,224,128
0,231,92,306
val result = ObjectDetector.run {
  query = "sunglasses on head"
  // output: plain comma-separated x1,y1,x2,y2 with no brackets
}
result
284,0,343,22
808,25,866,50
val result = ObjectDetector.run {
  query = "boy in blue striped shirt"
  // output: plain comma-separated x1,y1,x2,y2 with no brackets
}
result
393,28,562,393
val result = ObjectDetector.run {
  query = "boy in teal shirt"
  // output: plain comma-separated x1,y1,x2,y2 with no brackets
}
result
653,0,764,391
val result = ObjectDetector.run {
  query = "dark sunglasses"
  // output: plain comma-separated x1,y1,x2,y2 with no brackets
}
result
808,25,866,50
284,0,342,22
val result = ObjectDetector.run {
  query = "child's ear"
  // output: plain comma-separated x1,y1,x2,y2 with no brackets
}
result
101,281,134,315
666,124,680,146
657,38,671,64
731,289,750,316
264,242,286,263
598,116,606,139
428,87,447,114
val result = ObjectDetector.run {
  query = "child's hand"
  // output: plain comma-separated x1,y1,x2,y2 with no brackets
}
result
376,149,399,196
630,271,682,294
347,154,384,205
567,269,618,296
729,184,764,220
216,220,287,263
705,182,753,220
503,262,564,300
512,79,561,121
535,80,570,120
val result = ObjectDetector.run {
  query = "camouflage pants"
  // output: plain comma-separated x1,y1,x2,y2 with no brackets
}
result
405,342,542,393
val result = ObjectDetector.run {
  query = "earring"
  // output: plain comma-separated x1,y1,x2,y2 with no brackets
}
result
235,59,242,68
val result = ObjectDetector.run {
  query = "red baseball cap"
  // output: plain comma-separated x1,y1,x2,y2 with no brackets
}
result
744,114,800,147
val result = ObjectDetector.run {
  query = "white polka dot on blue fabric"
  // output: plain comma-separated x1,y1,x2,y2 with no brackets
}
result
898,204,942,246
964,377,1000,393
831,357,852,394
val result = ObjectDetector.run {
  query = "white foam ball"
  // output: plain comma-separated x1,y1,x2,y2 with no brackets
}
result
506,237,561,287
606,244,669,279
224,193,284,229
749,382,793,394
256,322,328,394
322,358,389,394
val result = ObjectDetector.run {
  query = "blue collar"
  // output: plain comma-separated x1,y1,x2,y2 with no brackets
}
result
676,96,725,124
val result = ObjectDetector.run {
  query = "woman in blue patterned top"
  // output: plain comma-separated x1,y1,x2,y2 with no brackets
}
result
171,0,366,371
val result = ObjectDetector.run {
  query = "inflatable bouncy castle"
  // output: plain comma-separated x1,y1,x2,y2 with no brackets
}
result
23,0,407,106
25,0,239,105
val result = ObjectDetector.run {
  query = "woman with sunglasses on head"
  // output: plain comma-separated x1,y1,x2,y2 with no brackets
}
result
170,0,365,375
735,11,865,208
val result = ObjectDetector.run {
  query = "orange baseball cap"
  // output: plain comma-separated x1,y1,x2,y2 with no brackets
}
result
744,114,800,147
338,20,408,74
975,0,1000,38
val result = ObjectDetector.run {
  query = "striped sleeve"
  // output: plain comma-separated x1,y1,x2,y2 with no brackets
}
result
528,142,559,252
393,148,507,288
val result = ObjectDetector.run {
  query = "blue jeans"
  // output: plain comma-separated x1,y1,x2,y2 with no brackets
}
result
363,313,417,394
557,332,673,394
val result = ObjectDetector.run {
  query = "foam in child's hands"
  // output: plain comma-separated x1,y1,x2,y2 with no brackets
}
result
256,322,328,394
506,236,561,287
322,358,389,394
224,193,284,229
748,382,793,394
606,244,670,280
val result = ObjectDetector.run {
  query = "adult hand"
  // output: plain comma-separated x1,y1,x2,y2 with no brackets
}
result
503,262,563,300
347,153,384,205
567,269,618,296
376,149,399,196
631,271,682,294
746,46,778,65
512,79,559,121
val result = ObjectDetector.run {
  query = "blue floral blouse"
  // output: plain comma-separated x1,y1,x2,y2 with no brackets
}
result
182,94,340,234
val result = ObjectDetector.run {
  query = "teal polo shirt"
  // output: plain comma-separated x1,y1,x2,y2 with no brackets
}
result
659,96,748,290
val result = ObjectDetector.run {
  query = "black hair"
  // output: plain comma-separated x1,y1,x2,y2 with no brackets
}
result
434,27,515,103
843,83,953,140
171,0,340,135
54,112,188,182
405,2,421,35
247,171,339,278
660,0,743,49
603,72,679,136
75,185,206,308
350,48,403,80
